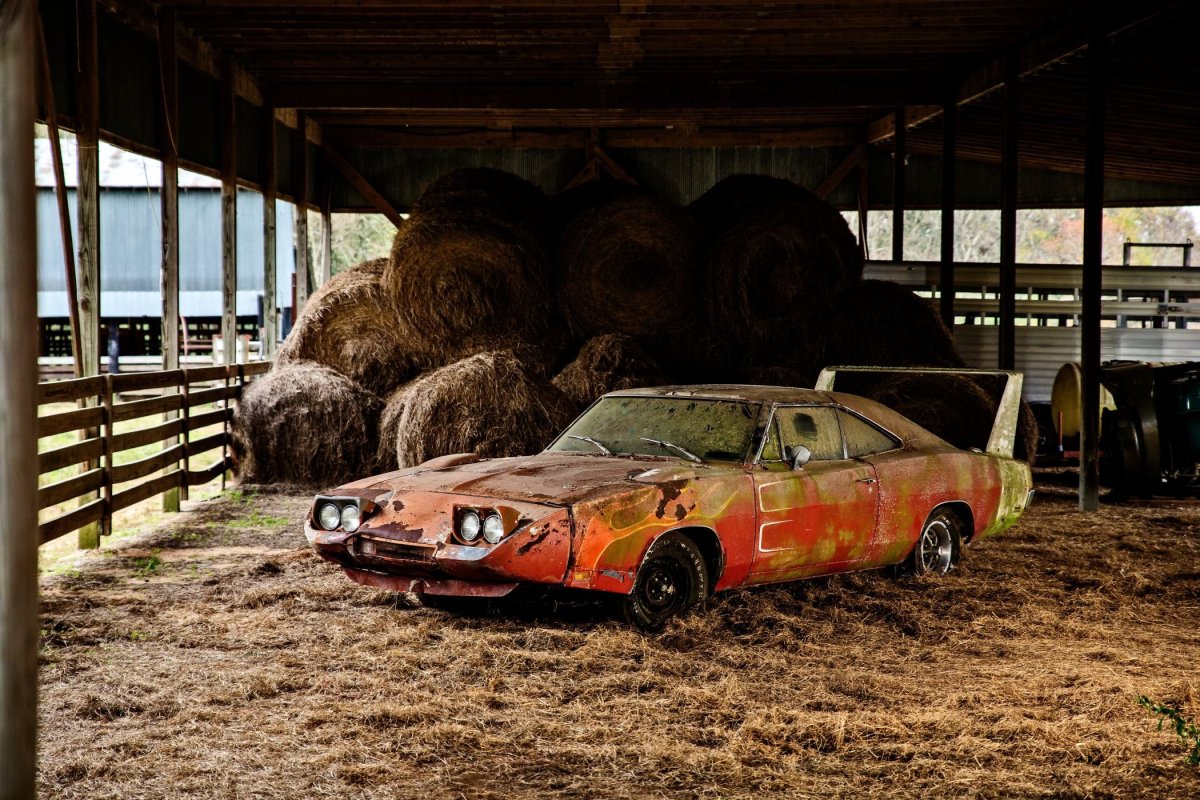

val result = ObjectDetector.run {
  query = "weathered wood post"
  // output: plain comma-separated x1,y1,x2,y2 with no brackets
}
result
158,8,181,512
0,1,40,796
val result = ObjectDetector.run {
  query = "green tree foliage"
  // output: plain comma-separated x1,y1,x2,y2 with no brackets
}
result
330,213,399,275
847,207,1199,265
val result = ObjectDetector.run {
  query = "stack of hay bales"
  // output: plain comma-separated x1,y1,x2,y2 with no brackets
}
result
234,167,1037,487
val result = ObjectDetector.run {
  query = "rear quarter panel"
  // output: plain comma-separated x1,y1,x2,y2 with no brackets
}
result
868,448,1028,566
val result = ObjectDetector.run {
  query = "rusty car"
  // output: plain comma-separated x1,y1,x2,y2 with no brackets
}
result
306,367,1034,628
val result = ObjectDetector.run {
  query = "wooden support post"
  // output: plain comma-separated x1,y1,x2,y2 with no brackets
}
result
219,55,237,366
856,157,870,261
0,2,39,796
891,107,906,262
75,0,101,549
294,112,311,317
998,53,1019,371
939,97,957,329
158,9,181,512
262,107,278,359
35,12,82,377
319,170,333,287
1079,8,1107,513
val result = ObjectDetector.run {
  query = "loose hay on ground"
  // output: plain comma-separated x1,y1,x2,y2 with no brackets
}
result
395,351,578,468
36,484,1200,799
232,361,382,486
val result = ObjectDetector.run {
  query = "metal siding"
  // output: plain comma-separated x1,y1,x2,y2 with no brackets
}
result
36,188,295,318
954,326,1200,402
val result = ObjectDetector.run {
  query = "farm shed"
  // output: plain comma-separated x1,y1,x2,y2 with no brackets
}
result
3,1,1200,796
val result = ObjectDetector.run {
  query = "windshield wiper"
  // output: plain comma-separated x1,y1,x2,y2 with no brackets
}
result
567,434,612,455
639,436,702,464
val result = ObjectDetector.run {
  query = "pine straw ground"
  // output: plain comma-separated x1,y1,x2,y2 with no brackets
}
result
38,479,1200,799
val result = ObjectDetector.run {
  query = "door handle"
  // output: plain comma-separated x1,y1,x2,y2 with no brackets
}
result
855,477,876,484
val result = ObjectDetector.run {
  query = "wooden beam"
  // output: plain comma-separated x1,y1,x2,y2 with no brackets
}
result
1079,8,1107,513
939,96,956,329
322,144,404,229
998,54,1019,371
35,12,82,378
262,107,278,358
326,124,859,149
0,2,39,796
270,78,942,111
219,54,237,366
75,0,101,550
318,166,332,287
294,111,311,317
157,8,181,514
814,144,867,200
892,107,906,262
865,105,941,144
75,0,100,381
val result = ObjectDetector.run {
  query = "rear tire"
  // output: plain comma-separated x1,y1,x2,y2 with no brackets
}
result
905,509,962,576
621,532,708,630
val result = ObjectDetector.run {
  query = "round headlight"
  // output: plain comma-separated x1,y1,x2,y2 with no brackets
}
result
340,504,362,533
482,513,505,544
318,503,341,531
460,511,481,543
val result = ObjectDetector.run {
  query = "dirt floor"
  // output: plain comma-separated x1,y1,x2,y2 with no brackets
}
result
37,478,1200,799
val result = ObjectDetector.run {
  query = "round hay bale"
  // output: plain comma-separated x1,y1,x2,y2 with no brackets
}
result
701,187,863,372
827,280,965,368
866,374,997,453
384,210,559,362
375,380,418,473
395,351,578,468
558,193,702,338
276,257,421,397
551,179,643,237
411,167,552,249
552,334,665,408
689,174,815,233
232,362,383,485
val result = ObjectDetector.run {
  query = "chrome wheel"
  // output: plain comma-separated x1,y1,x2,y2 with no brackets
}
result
907,510,961,576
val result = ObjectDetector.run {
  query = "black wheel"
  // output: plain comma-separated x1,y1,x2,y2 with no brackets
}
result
905,509,962,576
621,532,708,630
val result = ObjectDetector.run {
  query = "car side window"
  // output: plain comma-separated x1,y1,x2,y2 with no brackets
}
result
775,407,844,461
839,410,901,458
760,421,783,462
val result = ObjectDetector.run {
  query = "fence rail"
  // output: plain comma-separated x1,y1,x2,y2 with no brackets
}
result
37,361,270,546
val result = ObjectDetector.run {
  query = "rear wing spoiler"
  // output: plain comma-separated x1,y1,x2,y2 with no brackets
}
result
815,366,1025,459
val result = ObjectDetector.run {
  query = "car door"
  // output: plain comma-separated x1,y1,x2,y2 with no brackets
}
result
836,408,911,568
748,405,880,584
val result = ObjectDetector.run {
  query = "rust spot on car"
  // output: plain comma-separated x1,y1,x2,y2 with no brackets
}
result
654,478,689,519
391,499,405,512
370,523,425,541
674,504,687,521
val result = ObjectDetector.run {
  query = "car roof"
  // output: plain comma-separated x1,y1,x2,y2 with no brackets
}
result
604,384,954,450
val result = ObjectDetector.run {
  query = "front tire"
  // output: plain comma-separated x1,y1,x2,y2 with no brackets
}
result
905,509,962,576
621,532,708,630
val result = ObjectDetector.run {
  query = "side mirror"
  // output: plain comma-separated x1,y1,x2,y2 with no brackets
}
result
786,444,812,470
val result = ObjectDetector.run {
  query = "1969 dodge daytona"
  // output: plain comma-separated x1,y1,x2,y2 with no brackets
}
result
307,367,1034,628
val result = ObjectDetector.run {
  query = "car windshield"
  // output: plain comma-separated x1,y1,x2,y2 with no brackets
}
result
548,396,761,462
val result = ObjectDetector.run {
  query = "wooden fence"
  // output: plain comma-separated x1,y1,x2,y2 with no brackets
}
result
37,362,270,546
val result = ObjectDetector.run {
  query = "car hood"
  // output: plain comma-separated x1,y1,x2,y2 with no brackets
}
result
343,452,729,506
